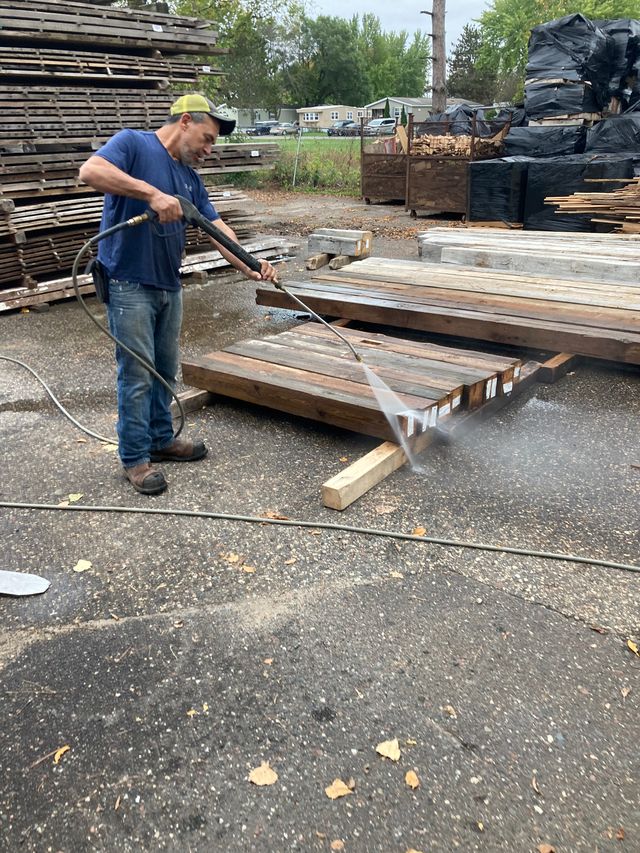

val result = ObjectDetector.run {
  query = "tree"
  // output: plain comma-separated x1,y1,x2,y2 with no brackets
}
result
383,98,390,117
358,14,431,100
400,104,407,125
447,24,497,104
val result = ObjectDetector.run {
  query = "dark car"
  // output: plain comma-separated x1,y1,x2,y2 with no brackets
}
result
327,119,359,137
246,120,280,136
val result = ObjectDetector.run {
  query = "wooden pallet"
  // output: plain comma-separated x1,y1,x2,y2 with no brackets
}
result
181,323,522,443
0,0,223,55
0,144,277,201
0,46,221,87
256,257,640,365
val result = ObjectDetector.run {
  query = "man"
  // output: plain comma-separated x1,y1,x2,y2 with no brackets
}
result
79,94,277,495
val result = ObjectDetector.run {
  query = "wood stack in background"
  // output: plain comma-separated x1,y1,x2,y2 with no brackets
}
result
0,0,281,311
410,132,504,159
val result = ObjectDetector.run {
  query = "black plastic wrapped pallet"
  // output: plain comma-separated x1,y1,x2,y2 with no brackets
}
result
504,125,586,157
586,115,640,150
526,14,614,109
525,80,601,118
523,153,635,231
468,158,531,223
596,19,640,99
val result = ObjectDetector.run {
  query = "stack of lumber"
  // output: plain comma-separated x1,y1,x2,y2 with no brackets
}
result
0,46,218,88
411,132,504,159
547,177,640,232
0,0,221,54
0,189,258,290
0,144,278,202
182,322,522,442
255,256,640,365
0,0,281,310
417,226,640,283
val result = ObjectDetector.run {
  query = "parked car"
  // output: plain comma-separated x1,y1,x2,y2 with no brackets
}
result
364,117,397,136
246,120,280,136
270,122,298,136
327,119,358,137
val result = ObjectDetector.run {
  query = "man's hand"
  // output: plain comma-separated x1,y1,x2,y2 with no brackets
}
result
244,258,278,283
149,190,183,223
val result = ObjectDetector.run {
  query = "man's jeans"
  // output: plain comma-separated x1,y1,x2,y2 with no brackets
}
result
107,280,183,468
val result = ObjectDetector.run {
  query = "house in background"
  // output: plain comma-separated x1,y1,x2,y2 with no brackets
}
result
296,104,368,131
365,96,484,122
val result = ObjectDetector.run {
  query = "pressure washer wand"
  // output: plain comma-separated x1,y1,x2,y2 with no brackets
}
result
173,195,365,364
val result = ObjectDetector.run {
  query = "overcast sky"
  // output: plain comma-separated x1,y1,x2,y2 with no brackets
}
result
308,0,488,51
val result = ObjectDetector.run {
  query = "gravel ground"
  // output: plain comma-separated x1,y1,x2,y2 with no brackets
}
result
1,190,639,853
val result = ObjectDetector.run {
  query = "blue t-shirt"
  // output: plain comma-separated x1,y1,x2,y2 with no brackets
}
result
95,129,218,290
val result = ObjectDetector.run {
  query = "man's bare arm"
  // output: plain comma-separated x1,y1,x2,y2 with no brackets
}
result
79,156,182,223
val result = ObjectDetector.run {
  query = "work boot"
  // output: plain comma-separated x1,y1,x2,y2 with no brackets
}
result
149,438,208,463
123,462,167,495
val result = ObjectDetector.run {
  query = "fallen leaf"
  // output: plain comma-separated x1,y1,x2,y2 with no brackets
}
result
406,849,424,853
405,738,417,745
114,795,121,811
476,821,484,832
57,500,70,508
616,827,625,841
531,775,542,796
263,658,273,665
621,686,631,700
102,444,118,453
537,845,556,853
330,841,344,851
249,762,278,786
339,456,349,463
284,557,297,565
627,639,640,658
72,559,92,573
309,530,321,536
376,738,401,761
242,565,256,574
220,552,241,564
202,703,209,713
405,770,420,789
76,438,88,444
389,570,404,579
412,526,426,536
325,778,353,799
375,504,396,515
186,709,198,718
443,704,458,719
316,832,326,839
53,745,70,764
346,777,356,790
68,493,83,503
260,510,289,520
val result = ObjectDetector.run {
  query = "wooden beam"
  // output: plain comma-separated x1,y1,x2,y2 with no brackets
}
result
322,360,541,510
538,352,580,383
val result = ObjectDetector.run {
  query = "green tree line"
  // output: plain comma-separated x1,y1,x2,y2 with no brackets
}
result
173,1,431,111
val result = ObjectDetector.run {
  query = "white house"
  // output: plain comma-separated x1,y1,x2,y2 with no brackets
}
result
365,97,482,122
295,104,368,131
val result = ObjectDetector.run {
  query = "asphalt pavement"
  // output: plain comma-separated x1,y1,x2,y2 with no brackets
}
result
1,193,639,852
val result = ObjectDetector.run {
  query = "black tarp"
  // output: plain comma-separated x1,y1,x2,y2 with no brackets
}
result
525,80,601,118
504,125,586,157
468,158,531,223
419,104,515,137
585,114,640,150
526,14,614,110
596,19,640,99
523,154,634,231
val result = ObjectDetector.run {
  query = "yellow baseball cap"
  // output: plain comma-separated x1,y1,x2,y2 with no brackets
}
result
169,94,236,135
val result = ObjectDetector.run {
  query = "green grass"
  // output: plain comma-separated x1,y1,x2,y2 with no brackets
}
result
219,135,361,195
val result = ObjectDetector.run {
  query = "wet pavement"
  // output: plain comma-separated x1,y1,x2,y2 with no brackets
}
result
1,191,639,852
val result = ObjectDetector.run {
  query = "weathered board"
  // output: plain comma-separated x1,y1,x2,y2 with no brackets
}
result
255,257,640,365
181,323,521,442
